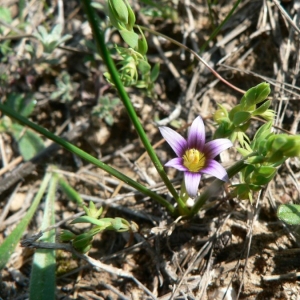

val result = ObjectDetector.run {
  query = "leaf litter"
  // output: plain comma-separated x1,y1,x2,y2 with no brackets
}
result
1,0,300,299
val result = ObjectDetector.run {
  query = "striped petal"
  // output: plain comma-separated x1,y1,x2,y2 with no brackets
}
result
159,126,187,157
201,159,229,181
184,171,201,197
165,157,187,171
204,138,232,159
187,116,205,150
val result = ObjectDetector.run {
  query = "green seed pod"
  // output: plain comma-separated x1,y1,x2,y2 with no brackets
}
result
60,230,76,242
72,233,93,253
213,104,229,123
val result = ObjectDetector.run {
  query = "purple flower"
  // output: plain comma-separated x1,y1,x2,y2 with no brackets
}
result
159,116,232,197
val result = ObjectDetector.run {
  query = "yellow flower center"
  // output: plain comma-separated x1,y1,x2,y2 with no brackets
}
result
183,149,206,172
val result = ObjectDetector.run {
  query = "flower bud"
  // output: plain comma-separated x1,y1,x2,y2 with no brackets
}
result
107,0,136,31
108,0,128,28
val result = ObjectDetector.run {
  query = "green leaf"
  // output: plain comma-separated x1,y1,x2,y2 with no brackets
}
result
241,82,270,107
84,201,103,218
231,184,251,200
125,0,136,29
104,114,114,126
71,216,111,227
51,24,63,39
250,166,277,185
228,104,242,121
0,172,52,270
278,204,300,225
150,63,160,82
243,164,256,182
29,175,58,300
0,6,12,23
0,7,12,34
252,100,271,116
6,93,36,117
253,121,272,141
11,124,45,160
232,111,251,126
236,147,252,157
136,26,148,55
119,30,138,48
138,60,151,74
251,122,273,154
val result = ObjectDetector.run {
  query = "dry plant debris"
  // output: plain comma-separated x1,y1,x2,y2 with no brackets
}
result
1,0,300,299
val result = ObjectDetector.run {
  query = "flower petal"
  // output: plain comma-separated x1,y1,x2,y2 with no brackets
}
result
165,157,187,171
187,116,205,150
159,126,187,157
184,171,201,197
201,159,229,181
203,139,233,159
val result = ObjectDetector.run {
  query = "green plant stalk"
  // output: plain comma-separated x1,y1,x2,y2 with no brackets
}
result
200,0,241,53
0,172,52,270
0,103,175,214
189,158,248,217
29,173,57,300
206,0,216,30
81,0,188,214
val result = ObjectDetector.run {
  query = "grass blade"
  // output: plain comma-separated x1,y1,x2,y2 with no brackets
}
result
0,172,52,270
29,173,58,300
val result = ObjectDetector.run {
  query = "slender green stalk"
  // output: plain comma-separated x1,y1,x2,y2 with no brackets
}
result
81,0,188,214
206,0,216,30
189,158,247,216
200,0,241,53
0,103,175,214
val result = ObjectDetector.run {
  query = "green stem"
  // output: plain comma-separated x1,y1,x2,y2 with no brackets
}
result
81,0,188,214
206,0,216,30
189,158,247,217
200,0,241,53
0,103,175,214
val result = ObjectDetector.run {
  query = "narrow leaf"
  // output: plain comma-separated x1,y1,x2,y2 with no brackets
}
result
0,173,52,270
29,175,58,300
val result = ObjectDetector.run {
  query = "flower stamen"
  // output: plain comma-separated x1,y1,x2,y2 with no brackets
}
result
183,149,206,172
